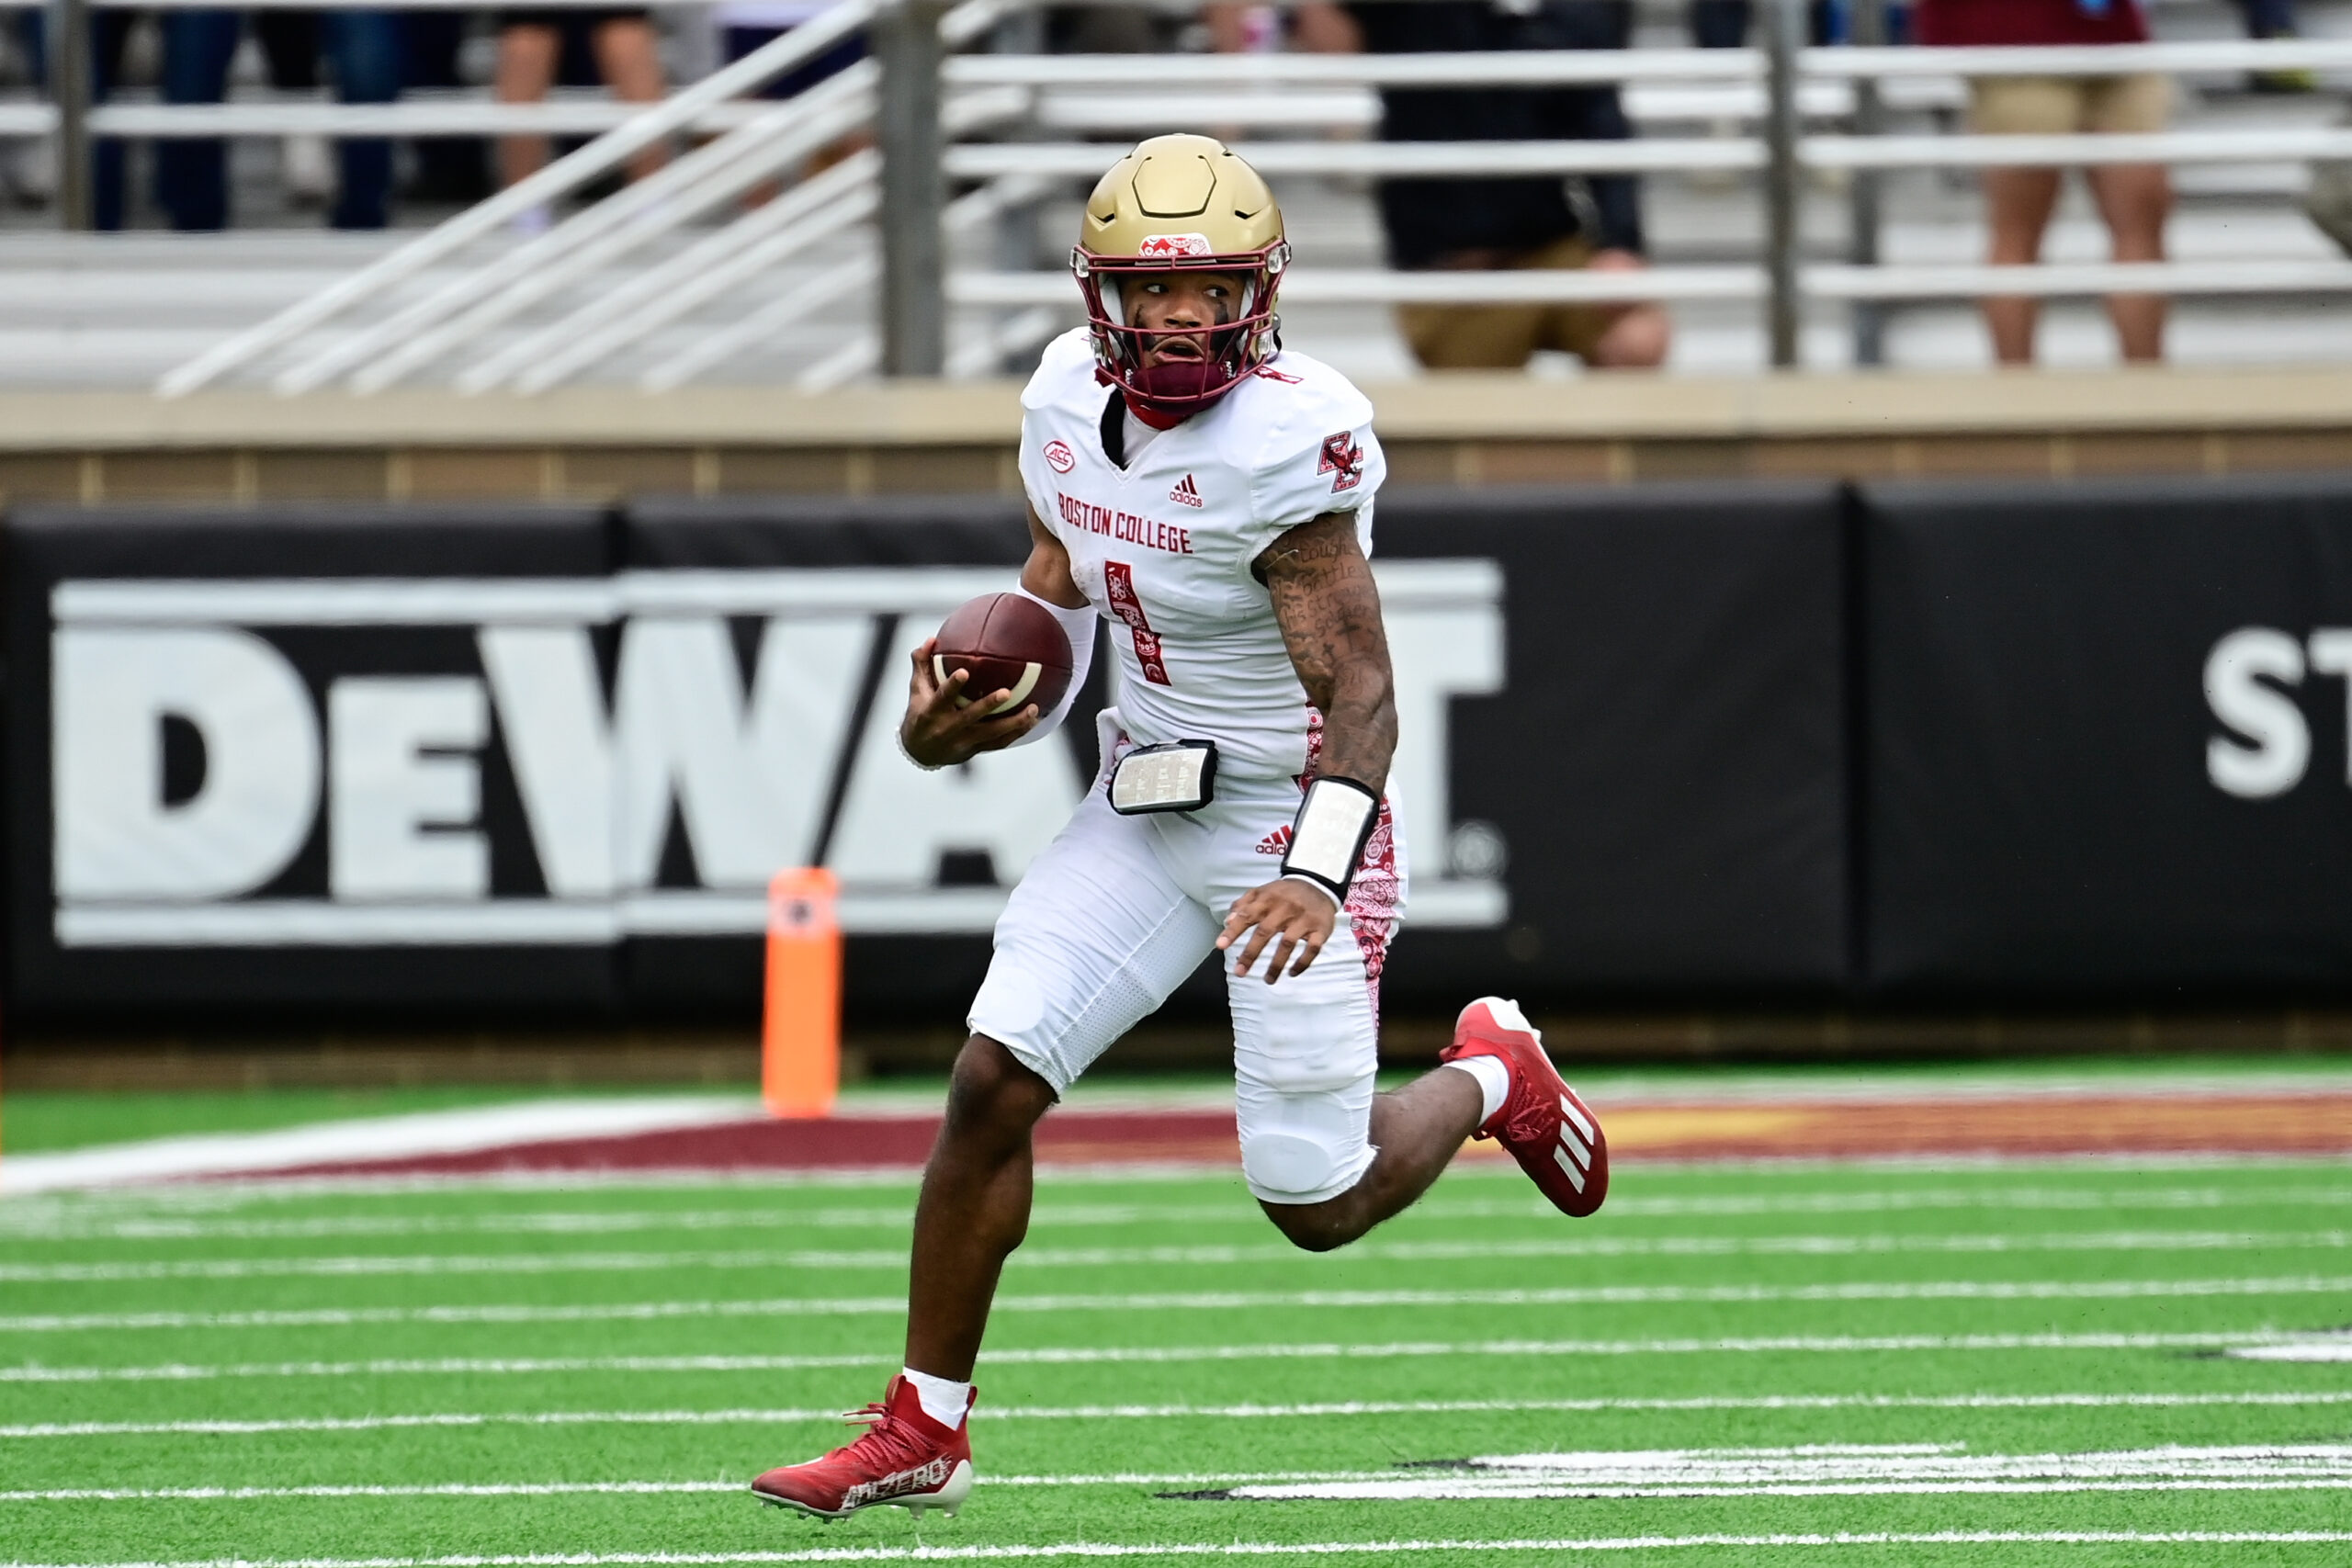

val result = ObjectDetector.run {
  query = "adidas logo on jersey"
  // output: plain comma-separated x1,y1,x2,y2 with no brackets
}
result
1169,474,1204,509
1254,826,1291,856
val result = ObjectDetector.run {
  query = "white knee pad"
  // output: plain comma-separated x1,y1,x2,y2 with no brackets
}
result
1231,947,1379,1204
1237,1089,1375,1203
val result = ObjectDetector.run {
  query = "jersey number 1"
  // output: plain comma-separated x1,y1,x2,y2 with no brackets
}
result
1102,561,1171,686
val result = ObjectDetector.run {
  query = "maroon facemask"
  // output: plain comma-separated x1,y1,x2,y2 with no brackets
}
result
1072,241,1289,418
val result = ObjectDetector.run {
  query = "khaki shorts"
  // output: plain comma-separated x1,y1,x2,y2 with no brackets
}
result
1397,236,1621,370
1970,72,2170,137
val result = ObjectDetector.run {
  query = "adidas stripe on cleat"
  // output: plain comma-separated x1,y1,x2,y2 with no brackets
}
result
1441,996,1609,1218
752,1375,976,1522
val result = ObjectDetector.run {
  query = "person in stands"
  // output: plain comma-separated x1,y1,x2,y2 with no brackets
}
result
1328,0,1668,373
2235,0,2314,94
1913,0,2171,366
494,6,667,216
6,7,401,230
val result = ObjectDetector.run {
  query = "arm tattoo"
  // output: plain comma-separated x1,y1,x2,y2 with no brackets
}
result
1256,512,1397,793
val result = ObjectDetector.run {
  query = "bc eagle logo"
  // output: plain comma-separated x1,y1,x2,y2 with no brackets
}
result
1318,431,1364,493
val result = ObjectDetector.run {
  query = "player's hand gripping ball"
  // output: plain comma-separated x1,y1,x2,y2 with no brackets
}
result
899,593,1074,769
932,593,1075,717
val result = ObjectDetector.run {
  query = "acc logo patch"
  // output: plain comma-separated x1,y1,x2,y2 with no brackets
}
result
1318,431,1364,493
1136,232,1215,259
1044,439,1076,474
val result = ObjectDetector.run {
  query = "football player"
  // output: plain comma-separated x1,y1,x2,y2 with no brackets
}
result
752,134,1609,1523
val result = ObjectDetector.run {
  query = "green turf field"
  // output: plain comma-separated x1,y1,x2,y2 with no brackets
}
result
0,1088,605,1156
2,1138,2348,1565
14,1052,2350,1153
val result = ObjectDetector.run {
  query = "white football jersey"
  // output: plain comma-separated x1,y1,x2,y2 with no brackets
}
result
1016,328,1387,782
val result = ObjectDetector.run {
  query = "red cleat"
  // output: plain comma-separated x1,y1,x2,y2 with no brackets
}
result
752,1376,976,1521
1442,996,1608,1218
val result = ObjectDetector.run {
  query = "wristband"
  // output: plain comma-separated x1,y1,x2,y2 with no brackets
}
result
1006,586,1096,748
1279,776,1379,905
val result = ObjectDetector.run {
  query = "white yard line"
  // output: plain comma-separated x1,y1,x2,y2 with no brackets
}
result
0,1100,763,1198
9,1185,2347,1242
8,1274,2350,1334
7,1233,2348,1283
1203,1443,2352,1501
0,1475,1466,1504
7,1150,2337,1204
8,1391,2351,1439
2232,1342,2352,1362
7,1330,2341,1383
9,1530,2352,1564
11,1446,2352,1504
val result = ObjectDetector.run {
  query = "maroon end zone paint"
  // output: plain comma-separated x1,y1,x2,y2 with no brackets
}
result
214,1093,2352,1183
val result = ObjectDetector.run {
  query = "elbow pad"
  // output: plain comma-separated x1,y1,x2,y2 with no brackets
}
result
1009,586,1096,747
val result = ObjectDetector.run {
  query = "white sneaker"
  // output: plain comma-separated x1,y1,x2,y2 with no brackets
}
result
283,133,333,206
7,136,57,206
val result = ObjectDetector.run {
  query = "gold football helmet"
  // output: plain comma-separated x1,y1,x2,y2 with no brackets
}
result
1071,134,1290,415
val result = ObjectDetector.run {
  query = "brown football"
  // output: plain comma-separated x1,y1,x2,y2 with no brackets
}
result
933,592,1075,716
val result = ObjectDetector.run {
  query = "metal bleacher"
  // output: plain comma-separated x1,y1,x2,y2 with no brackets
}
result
2,0,2350,390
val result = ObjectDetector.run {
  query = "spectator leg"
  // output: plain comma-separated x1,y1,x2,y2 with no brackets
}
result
1690,0,1748,49
254,10,320,87
1198,3,1249,53
2239,0,2299,36
93,10,131,229
495,21,560,188
1288,2,1358,53
592,17,668,182
256,7,334,208
43,8,138,227
406,12,489,204
325,10,403,229
2086,161,2169,364
1980,165,2060,365
155,9,241,231
96,12,135,227
2238,0,2312,90
1582,251,1670,370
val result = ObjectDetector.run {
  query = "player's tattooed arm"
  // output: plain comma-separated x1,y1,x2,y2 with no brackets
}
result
1222,513,1393,984
1256,510,1397,793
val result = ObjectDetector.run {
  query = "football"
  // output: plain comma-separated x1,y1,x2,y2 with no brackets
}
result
932,592,1075,717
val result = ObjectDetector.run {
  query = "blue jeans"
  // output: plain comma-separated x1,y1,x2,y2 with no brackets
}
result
1690,1,1904,47
96,8,401,230
156,9,242,231
16,7,132,229
2240,0,2299,35
324,11,405,228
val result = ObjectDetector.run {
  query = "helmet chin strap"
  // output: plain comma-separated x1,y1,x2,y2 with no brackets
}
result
1127,360,1218,423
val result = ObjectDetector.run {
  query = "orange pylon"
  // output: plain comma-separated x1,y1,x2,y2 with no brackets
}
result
763,868,841,1119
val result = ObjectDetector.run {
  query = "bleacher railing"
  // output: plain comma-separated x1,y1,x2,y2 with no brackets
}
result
6,0,2333,392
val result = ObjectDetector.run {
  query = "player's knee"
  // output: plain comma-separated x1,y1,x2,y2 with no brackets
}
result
1258,1195,1355,1254
1239,1124,1350,1209
944,1034,1055,1141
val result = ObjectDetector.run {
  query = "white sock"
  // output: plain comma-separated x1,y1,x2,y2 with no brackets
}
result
1444,1055,1511,1123
901,1366,972,1428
